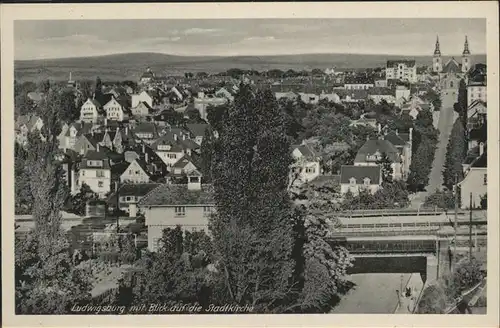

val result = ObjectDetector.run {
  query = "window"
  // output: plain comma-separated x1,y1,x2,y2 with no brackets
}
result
305,167,316,174
167,154,177,159
484,174,487,185
174,206,186,217
98,181,104,188
135,170,141,175
129,170,133,175
203,206,212,217
125,196,133,202
96,170,105,178
81,170,85,177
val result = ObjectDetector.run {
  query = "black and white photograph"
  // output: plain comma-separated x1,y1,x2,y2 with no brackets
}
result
2,2,499,327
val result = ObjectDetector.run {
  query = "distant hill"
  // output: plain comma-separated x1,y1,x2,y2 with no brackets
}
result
14,52,487,83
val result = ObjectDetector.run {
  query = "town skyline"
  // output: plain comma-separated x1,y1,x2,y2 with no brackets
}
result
15,18,486,60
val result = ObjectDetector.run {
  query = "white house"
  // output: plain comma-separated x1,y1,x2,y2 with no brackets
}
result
80,98,101,123
139,180,215,251
120,159,152,184
104,96,127,122
152,134,186,168
458,152,487,209
354,139,403,180
386,60,417,83
131,90,154,108
290,143,321,186
74,148,111,198
340,165,382,196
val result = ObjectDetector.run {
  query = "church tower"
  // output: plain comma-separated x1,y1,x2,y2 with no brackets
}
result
432,35,442,73
462,36,471,73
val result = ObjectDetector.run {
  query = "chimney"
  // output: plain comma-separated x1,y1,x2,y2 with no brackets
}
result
479,142,484,156
142,143,146,154
409,127,413,144
182,134,186,141
105,118,108,127
145,152,149,163
125,126,129,135
91,130,95,137
395,129,399,136
96,144,100,152
174,134,178,141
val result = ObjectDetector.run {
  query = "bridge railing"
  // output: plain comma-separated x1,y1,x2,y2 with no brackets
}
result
345,240,436,254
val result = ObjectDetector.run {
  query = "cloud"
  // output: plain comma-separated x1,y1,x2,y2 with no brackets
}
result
36,34,106,44
242,36,276,42
171,28,223,36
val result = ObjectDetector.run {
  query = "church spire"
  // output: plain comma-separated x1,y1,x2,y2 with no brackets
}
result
434,35,441,56
463,36,470,55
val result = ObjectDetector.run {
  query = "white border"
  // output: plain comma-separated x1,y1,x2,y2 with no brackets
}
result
2,2,499,327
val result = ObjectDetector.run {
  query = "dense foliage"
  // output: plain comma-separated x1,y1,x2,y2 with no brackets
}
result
407,109,439,192
209,84,306,313
423,189,456,210
443,118,467,189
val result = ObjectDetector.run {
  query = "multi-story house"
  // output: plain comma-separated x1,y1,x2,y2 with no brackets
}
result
290,143,321,186
107,183,160,217
120,158,153,184
74,148,112,198
131,101,154,118
384,129,413,179
344,76,374,90
467,64,487,106
104,96,128,122
458,150,487,209
193,92,229,121
80,98,102,123
151,134,185,168
340,165,382,196
131,90,154,108
354,138,403,180
386,60,417,83
139,67,155,85
139,178,215,251
133,122,159,144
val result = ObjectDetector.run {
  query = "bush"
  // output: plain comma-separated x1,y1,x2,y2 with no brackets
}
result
416,284,447,314
301,258,335,312
423,189,455,209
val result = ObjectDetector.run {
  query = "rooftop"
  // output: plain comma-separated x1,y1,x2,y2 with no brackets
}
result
340,165,382,184
138,184,215,206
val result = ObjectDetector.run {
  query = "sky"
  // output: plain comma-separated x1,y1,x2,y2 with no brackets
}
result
15,18,486,60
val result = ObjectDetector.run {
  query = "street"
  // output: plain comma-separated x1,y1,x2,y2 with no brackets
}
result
410,89,459,208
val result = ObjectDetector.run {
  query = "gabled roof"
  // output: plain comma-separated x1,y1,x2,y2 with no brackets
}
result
384,132,407,147
111,183,161,199
471,151,487,168
151,135,184,152
355,139,400,163
442,58,461,73
172,154,200,170
179,138,201,150
292,143,319,159
84,98,101,108
340,165,382,184
134,122,158,135
138,184,214,206
186,123,209,138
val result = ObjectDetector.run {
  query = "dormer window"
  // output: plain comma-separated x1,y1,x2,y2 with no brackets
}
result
158,144,171,151
349,177,356,185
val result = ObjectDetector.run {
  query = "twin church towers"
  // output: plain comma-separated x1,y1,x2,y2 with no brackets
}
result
432,36,471,73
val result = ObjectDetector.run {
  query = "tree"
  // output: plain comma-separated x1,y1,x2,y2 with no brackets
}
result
209,85,305,313
57,89,79,123
37,80,51,94
15,91,35,116
376,152,393,184
424,190,455,209
443,118,467,189
206,104,228,133
15,91,92,313
185,105,203,123
128,227,214,310
480,194,487,209
456,79,468,128
15,143,33,214
200,127,215,183
407,138,435,192
65,183,99,216
94,77,103,101
416,284,447,314
292,179,353,311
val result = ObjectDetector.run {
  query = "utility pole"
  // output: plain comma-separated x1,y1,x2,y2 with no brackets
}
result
115,180,121,253
469,192,473,260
